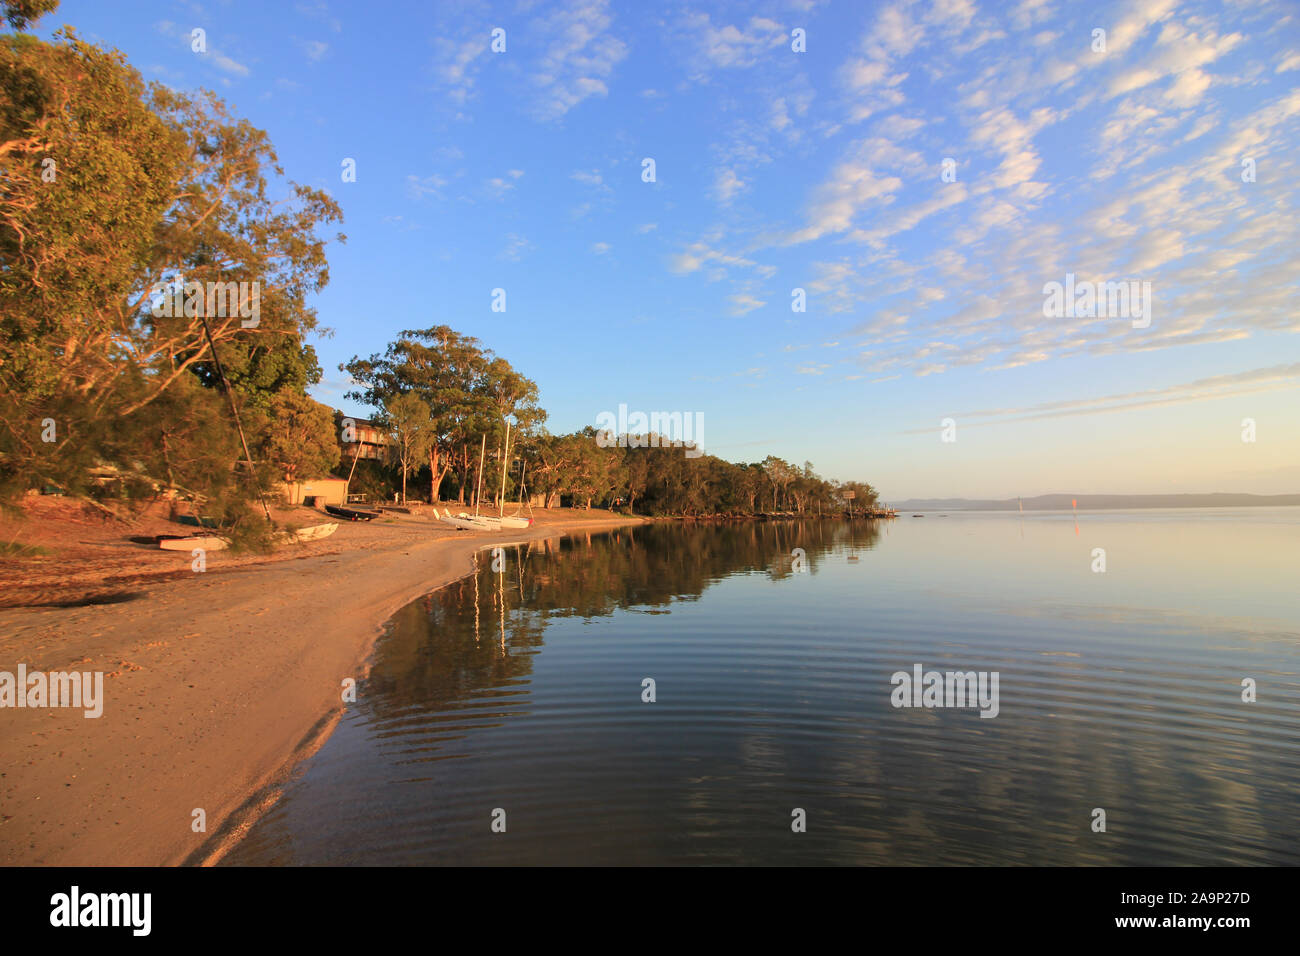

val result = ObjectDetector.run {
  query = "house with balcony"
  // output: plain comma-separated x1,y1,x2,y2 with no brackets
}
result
341,417,388,461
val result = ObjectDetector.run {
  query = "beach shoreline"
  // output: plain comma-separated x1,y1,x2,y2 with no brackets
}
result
0,506,645,866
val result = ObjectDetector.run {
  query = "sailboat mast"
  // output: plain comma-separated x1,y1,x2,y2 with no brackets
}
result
498,423,510,519
473,434,486,517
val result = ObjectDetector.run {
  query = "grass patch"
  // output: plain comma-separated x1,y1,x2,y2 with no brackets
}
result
0,540,51,558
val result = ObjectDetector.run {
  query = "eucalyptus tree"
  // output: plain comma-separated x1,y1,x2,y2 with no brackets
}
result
344,326,545,504
3,0,58,30
344,326,482,502
255,392,339,484
761,456,797,511
1,16,342,502
381,392,432,505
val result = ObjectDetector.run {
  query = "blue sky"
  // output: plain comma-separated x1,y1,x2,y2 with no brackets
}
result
43,0,1300,499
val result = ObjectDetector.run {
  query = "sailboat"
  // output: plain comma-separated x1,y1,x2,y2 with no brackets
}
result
492,423,532,528
438,428,533,531
439,435,495,530
439,509,495,531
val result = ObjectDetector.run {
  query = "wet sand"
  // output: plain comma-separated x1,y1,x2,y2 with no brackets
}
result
0,506,645,865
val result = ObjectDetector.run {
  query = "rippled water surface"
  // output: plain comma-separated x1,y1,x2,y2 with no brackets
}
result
224,510,1300,865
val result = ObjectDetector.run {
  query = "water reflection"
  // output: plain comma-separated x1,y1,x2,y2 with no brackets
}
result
223,514,1300,866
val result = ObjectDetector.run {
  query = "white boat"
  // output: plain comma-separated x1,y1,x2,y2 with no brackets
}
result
438,509,495,531
437,508,532,531
490,424,532,528
277,522,338,544
436,427,533,531
159,534,229,551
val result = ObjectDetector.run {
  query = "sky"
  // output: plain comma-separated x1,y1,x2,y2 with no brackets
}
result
40,0,1300,500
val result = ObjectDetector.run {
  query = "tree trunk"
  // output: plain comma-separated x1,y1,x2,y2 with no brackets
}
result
427,445,440,503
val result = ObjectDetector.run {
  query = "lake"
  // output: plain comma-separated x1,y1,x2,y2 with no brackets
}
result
223,509,1300,865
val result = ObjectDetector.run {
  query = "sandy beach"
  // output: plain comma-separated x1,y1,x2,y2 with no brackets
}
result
0,502,645,865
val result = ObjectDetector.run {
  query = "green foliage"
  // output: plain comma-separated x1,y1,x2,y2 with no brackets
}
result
220,500,281,554
381,392,433,504
0,538,49,557
0,29,182,417
0,25,342,506
3,0,58,31
523,433,878,517
344,458,394,503
255,391,339,482
343,326,544,503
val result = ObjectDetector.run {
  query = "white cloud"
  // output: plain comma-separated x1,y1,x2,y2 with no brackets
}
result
406,174,447,200
785,146,905,244
530,0,628,120
715,168,746,202
485,176,517,199
212,53,250,76
681,12,786,72
729,293,766,315
501,233,533,261
300,40,329,62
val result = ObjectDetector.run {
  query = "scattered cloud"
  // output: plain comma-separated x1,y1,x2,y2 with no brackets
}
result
501,233,533,261
528,0,628,120
406,174,448,200
299,39,329,62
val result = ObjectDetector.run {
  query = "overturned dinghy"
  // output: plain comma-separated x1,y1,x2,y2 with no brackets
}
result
159,534,229,552
325,505,378,521
278,522,338,544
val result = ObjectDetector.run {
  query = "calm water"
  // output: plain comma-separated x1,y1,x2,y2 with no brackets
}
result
224,510,1300,865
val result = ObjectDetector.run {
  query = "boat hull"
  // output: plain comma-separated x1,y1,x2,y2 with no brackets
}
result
159,535,229,551
437,509,499,531
280,522,338,543
325,505,378,521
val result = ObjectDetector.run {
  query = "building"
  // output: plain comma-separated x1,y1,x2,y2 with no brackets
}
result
341,417,388,462
278,477,348,507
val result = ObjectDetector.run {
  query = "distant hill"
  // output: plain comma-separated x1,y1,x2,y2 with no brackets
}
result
890,493,1300,511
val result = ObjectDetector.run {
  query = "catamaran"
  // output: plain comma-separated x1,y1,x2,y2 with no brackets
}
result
439,426,533,532
491,423,532,528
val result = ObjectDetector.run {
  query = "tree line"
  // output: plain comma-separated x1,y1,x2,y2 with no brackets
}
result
341,327,880,517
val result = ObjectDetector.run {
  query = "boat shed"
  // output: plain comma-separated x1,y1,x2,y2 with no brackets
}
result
278,477,348,507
